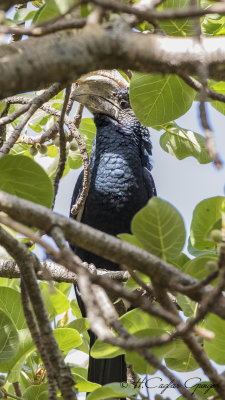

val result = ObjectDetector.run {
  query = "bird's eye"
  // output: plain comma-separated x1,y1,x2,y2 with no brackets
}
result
119,100,129,109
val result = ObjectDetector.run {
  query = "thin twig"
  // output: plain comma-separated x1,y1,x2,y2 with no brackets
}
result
20,281,58,400
0,84,62,157
53,86,71,205
0,19,86,37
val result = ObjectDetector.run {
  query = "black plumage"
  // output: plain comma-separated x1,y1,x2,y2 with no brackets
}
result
70,75,156,388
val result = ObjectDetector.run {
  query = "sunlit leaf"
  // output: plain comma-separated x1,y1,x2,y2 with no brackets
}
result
160,122,211,164
190,196,225,250
131,197,186,260
87,383,138,400
0,310,19,364
0,155,54,208
130,73,195,127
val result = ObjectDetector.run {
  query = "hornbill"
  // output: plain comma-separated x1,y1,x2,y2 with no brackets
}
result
70,70,156,388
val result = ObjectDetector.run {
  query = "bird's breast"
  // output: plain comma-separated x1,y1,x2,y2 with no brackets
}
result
82,151,148,236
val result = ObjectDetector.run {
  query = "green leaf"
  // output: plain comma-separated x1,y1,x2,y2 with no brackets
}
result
13,8,36,23
91,339,124,359
131,197,186,260
190,196,225,250
130,73,195,127
74,373,100,392
67,318,90,334
0,310,19,364
72,365,88,379
53,328,82,353
176,294,197,317
0,102,6,114
0,329,35,382
202,15,225,36
68,118,96,170
0,329,34,375
165,339,198,371
87,383,138,400
0,155,54,208
34,0,78,23
183,254,218,285
158,0,193,36
39,282,70,318
23,383,48,400
209,81,225,115
0,287,27,330
118,233,143,249
176,381,217,399
125,328,174,374
187,237,217,257
169,252,190,269
10,144,30,156
71,299,83,319
204,314,225,364
120,308,171,333
160,122,211,164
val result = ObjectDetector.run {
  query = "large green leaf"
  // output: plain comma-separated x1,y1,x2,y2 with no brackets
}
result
91,339,124,360
0,155,54,208
39,282,70,318
34,0,77,23
187,237,217,257
158,0,193,36
87,383,138,400
120,308,171,333
183,254,218,285
53,328,82,353
176,294,196,318
0,310,19,364
202,15,225,36
165,339,198,372
204,314,225,364
190,196,225,250
0,329,35,378
92,310,172,361
68,118,96,169
0,287,27,330
131,197,186,260
160,122,211,164
73,373,100,392
125,328,174,375
23,383,48,400
210,81,225,115
130,73,195,127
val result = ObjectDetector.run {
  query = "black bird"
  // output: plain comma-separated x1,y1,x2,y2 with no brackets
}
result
70,71,156,388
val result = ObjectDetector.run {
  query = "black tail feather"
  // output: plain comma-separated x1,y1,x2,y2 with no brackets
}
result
74,285,127,387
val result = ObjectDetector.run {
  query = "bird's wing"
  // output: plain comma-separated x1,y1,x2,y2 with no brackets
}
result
143,166,157,198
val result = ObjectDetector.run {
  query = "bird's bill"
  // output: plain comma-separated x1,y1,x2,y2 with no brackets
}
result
72,70,129,119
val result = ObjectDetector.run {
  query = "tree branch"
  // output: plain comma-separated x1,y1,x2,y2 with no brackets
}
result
2,28,225,99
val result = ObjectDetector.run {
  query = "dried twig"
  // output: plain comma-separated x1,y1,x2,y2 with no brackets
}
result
53,86,71,204
20,281,58,400
0,84,62,157
0,19,86,37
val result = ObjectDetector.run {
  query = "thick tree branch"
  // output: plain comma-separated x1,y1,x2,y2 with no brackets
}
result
0,259,128,282
1,28,225,99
